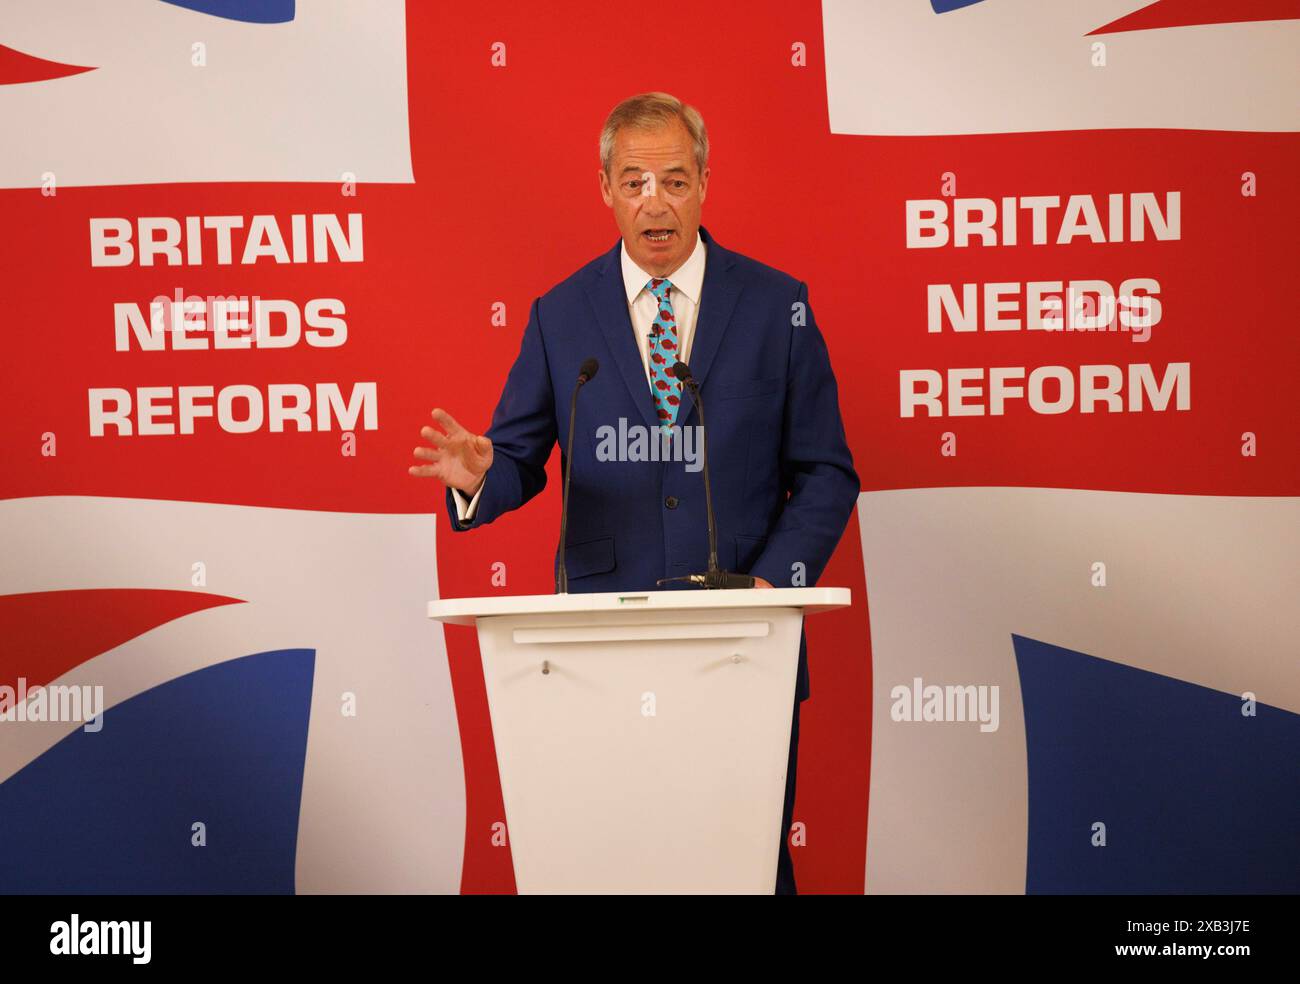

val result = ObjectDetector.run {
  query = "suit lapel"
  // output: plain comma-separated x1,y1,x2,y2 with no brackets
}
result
586,240,661,432
677,225,741,428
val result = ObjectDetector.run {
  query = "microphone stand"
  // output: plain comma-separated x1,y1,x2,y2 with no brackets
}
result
556,359,598,593
657,362,756,590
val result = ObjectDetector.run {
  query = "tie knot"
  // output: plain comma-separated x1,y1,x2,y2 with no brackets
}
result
646,277,673,299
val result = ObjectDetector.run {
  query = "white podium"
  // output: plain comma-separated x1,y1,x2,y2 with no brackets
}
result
428,587,850,894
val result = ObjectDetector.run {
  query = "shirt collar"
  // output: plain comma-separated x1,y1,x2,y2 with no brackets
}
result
620,230,706,306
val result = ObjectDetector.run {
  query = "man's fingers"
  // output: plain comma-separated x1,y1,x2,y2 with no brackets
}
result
413,446,440,462
419,426,449,448
408,464,440,478
430,408,462,435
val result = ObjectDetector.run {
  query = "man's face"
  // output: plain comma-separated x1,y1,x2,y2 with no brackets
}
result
599,118,709,278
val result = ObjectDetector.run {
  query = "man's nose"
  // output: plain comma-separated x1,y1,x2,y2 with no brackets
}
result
641,180,668,212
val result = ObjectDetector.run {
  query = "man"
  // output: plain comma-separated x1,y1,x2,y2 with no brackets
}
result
410,92,858,894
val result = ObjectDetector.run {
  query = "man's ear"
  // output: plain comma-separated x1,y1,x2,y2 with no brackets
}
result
698,166,710,204
598,168,614,207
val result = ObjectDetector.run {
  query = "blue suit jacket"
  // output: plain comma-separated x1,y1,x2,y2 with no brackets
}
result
447,225,859,700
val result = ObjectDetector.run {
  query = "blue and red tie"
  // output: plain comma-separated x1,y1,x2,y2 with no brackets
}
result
646,277,681,433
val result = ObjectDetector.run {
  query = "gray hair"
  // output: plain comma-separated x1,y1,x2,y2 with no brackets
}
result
599,92,709,175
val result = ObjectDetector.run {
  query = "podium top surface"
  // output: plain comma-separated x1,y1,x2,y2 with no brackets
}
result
427,587,851,626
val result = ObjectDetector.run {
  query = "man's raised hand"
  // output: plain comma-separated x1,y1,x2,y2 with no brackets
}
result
409,408,493,495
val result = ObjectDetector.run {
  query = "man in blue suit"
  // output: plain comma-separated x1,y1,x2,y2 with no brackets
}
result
411,92,858,894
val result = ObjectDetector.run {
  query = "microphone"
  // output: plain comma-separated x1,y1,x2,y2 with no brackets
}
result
656,361,757,590
556,358,599,593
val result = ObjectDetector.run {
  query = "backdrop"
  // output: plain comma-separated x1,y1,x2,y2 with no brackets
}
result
1,0,1297,894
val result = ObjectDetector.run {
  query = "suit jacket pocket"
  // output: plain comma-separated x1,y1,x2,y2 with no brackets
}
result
564,535,617,579
712,377,782,401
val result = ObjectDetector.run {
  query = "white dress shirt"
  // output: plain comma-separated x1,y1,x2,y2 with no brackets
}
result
453,232,708,522
623,229,706,384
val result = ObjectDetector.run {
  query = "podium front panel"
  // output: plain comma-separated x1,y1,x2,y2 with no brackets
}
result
475,604,804,894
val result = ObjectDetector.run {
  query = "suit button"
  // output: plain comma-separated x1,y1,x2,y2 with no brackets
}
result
665,495,679,509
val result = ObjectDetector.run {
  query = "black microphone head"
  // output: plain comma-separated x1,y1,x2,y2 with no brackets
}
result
671,361,692,382
578,358,599,382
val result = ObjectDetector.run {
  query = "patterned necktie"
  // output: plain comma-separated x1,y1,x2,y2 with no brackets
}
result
645,277,681,433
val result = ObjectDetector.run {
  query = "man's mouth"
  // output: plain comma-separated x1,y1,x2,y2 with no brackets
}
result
642,228,674,243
